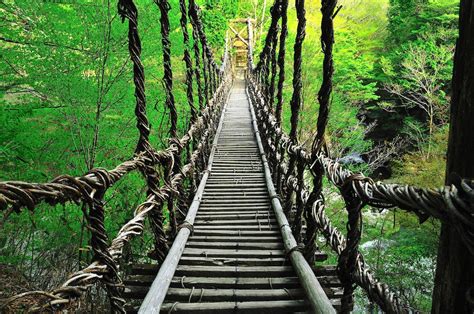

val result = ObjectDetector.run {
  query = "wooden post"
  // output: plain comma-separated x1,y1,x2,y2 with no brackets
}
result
432,1,474,313
247,18,254,68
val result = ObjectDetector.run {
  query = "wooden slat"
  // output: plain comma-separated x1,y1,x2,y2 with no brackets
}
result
177,256,289,266
159,300,309,313
165,288,306,302
124,286,342,301
129,263,335,275
185,241,284,250
188,235,281,242
182,248,286,257
192,225,278,230
191,230,281,236
196,213,275,220
169,276,301,289
174,265,294,277
197,206,273,212
193,219,277,225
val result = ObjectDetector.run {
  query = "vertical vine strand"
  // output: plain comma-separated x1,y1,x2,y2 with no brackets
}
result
156,0,177,139
180,0,196,124
305,0,338,265
313,0,338,154
275,0,288,124
118,0,151,155
283,0,306,217
156,0,180,236
179,0,196,221
119,0,168,261
269,26,279,110
273,0,288,192
189,0,204,111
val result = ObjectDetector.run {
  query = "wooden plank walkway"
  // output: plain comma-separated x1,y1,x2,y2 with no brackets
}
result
123,81,343,313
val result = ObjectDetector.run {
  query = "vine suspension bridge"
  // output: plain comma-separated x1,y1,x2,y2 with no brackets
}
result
1,0,473,313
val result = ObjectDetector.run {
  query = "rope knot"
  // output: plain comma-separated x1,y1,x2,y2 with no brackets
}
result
169,137,184,151
286,243,305,257
178,221,194,234
341,173,374,204
87,168,112,192
52,175,93,206
341,173,373,189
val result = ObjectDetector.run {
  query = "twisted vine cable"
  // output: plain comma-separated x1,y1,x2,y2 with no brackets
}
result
189,0,204,111
312,0,338,154
179,0,197,124
256,0,282,89
118,0,151,156
283,0,306,218
179,0,197,221
88,190,125,312
275,0,288,124
305,0,338,270
156,0,177,139
121,0,168,261
338,176,365,313
268,26,279,110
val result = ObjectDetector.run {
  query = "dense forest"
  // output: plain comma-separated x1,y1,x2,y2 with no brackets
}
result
0,0,460,312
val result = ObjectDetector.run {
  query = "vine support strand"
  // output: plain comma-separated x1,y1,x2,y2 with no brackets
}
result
179,0,197,125
120,0,168,261
283,0,306,218
312,0,338,155
275,0,288,124
156,0,177,139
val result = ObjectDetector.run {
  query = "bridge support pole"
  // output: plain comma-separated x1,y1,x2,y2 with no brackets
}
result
432,1,474,313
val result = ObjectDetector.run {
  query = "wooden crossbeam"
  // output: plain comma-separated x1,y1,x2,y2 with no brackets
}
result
229,25,249,47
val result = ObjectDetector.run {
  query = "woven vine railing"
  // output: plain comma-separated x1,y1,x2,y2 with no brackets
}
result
0,0,232,312
247,0,474,313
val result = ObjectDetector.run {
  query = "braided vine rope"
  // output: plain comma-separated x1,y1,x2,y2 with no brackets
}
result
282,0,306,233
275,0,288,124
188,0,204,111
156,0,177,139
268,25,279,110
179,0,197,125
254,1,281,86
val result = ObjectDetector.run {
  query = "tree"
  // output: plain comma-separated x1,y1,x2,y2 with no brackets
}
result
385,38,454,137
387,0,429,46
432,0,474,312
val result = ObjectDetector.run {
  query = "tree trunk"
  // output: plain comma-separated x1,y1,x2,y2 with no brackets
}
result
432,1,474,313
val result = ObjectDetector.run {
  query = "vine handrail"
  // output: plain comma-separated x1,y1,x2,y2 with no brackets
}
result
246,0,474,312
0,0,232,312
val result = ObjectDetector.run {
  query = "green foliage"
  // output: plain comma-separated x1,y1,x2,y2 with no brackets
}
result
0,0,230,292
382,0,458,136
200,0,234,50
388,0,430,46
392,126,448,187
